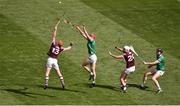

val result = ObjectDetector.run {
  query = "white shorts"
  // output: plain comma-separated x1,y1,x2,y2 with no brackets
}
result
156,70,165,76
46,57,59,70
124,66,135,75
88,54,97,64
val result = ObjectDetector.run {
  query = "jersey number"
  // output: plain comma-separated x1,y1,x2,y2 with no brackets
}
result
52,47,60,55
128,55,134,62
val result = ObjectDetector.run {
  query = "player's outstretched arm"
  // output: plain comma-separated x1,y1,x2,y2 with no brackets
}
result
52,26,58,42
75,26,87,40
115,47,123,51
109,51,123,59
52,20,61,42
83,25,93,40
62,42,74,52
143,60,159,65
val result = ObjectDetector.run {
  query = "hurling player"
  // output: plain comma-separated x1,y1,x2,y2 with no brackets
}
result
44,20,73,90
141,48,165,93
109,46,135,92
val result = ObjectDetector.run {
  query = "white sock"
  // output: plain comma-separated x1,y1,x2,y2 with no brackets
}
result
90,72,93,75
157,86,161,90
45,76,49,85
141,83,144,87
45,76,49,80
123,86,127,91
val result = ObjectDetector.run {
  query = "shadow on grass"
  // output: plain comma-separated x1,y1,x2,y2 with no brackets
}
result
36,85,86,94
83,83,154,92
127,83,141,89
83,83,120,91
127,83,154,92
2,87,55,98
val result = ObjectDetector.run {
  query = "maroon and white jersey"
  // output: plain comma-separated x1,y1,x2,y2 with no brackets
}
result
47,42,64,59
123,51,135,68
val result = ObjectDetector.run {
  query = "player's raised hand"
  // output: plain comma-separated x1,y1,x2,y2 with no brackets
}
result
143,61,147,65
108,51,112,55
63,18,68,24
75,25,79,28
76,25,83,30
54,26,58,30
55,19,61,27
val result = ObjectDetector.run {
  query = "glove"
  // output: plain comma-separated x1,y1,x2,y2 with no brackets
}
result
70,42,73,46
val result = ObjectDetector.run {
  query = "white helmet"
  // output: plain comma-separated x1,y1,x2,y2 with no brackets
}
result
123,46,130,52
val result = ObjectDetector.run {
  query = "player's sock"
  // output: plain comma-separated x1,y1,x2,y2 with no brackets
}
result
44,76,49,89
156,89,163,94
120,85,127,93
59,76,65,90
89,72,94,80
92,81,96,87
90,72,93,75
157,84,161,90
140,83,144,88
123,86,127,91
45,76,49,84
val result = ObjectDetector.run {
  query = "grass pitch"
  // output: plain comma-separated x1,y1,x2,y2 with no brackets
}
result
0,0,180,105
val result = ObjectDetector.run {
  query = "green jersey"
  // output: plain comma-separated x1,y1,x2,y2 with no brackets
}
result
87,39,96,55
156,55,165,71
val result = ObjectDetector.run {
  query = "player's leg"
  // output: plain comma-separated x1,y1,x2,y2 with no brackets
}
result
55,68,65,89
123,66,135,86
44,58,53,89
152,72,162,93
90,63,96,86
141,68,156,88
44,67,51,89
120,73,127,87
89,54,97,85
124,75,127,84
82,58,92,74
82,58,94,81
120,72,128,91
54,61,65,89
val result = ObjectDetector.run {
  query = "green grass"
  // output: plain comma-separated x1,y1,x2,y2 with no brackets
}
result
81,0,180,59
0,0,180,105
